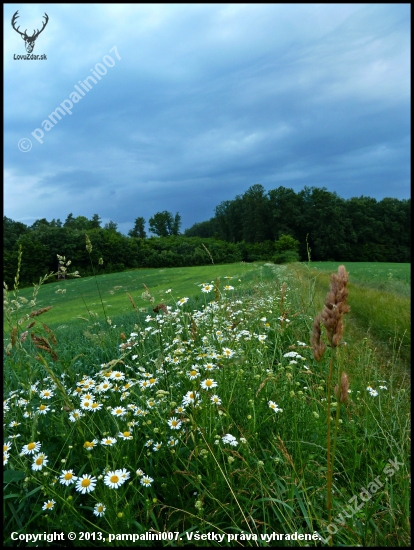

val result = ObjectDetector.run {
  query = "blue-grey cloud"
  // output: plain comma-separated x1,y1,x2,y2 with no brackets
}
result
5,3,410,234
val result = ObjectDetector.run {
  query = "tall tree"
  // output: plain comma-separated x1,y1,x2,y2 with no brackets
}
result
103,220,118,232
90,214,102,229
128,217,147,238
149,211,180,236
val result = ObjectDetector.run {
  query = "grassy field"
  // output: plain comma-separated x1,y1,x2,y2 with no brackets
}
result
4,263,269,331
3,261,411,547
291,262,410,368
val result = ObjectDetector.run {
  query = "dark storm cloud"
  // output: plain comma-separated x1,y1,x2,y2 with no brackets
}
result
5,3,410,234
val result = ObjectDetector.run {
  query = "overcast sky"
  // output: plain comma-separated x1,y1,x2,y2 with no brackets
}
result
4,3,410,235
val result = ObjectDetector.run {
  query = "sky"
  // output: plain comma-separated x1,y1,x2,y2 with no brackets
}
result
4,3,410,235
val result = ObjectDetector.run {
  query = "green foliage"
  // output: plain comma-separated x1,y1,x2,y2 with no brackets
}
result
149,211,181,237
187,185,410,263
128,217,146,239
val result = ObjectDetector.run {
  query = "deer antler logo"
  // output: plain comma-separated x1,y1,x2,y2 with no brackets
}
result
11,10,49,54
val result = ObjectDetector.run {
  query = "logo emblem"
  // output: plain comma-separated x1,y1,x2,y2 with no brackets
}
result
11,10,49,54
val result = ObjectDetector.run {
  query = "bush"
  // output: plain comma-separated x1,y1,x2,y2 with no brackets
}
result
273,250,300,264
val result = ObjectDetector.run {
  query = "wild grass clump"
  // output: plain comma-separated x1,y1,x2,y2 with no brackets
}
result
3,252,410,547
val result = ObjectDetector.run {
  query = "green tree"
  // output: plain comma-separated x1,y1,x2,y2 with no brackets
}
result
149,211,181,237
90,214,102,229
103,220,118,232
129,217,147,238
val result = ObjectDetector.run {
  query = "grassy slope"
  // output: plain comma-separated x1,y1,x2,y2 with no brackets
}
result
4,263,267,330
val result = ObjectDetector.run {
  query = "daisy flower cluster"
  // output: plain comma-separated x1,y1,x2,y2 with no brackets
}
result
3,274,368,526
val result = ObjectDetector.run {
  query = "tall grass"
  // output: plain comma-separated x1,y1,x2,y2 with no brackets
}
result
3,256,410,547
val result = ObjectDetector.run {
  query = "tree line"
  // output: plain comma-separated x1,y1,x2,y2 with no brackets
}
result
185,184,410,263
4,185,410,288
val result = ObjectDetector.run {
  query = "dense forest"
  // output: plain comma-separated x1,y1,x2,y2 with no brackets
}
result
4,185,410,289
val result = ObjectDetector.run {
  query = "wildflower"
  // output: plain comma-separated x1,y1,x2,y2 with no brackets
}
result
60,470,77,486
257,334,267,342
69,409,84,422
37,404,50,415
204,362,216,371
148,377,158,386
224,285,234,291
283,351,302,358
111,406,127,417
136,468,144,476
39,389,54,399
3,442,11,453
177,297,189,306
167,417,182,430
366,386,379,397
80,399,93,410
379,385,388,390
175,405,186,414
101,437,117,446
210,394,221,405
202,285,213,293
140,475,154,487
168,437,178,447
76,474,97,494
104,470,126,489
144,439,153,447
221,348,234,359
152,442,162,451
31,452,48,471
83,440,99,451
201,379,217,390
222,434,238,446
118,431,133,440
110,371,125,381
42,500,56,511
4,452,10,465
8,421,20,428
182,391,199,406
268,401,282,413
187,369,200,380
21,441,41,455
93,503,106,517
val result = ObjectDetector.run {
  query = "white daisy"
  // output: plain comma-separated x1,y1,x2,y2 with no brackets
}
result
31,453,48,471
42,499,56,511
104,470,125,489
140,475,154,487
75,474,97,494
93,503,106,517
21,441,41,455
59,470,77,486
201,379,217,390
167,417,182,430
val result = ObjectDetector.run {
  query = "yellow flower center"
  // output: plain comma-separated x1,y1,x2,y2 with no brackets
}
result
39,405,46,410
36,458,43,465
110,475,119,483
149,378,156,384
123,432,130,437
27,442,36,450
205,380,213,386
64,473,73,480
81,478,91,487
97,505,104,512
190,371,197,377
46,502,53,508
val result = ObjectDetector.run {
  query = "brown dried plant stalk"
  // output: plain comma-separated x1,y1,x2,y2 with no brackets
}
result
311,265,350,544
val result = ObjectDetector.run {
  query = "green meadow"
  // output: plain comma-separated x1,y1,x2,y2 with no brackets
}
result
3,260,410,547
